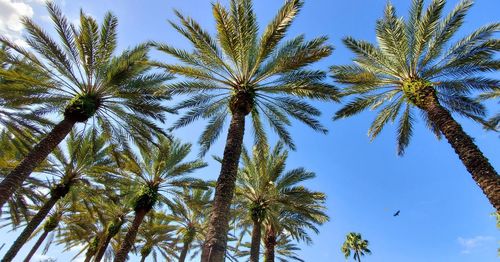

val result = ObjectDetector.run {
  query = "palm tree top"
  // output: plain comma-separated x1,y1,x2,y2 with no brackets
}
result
154,0,339,155
341,232,371,261
332,0,499,154
0,2,173,148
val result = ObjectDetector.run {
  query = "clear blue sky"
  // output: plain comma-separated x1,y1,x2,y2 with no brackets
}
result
0,0,499,261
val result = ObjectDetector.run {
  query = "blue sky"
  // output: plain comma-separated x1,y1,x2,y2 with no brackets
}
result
0,0,499,261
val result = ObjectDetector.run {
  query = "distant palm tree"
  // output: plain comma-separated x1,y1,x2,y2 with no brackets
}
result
169,188,212,262
2,132,114,262
154,1,337,259
113,138,206,262
135,212,178,262
23,202,67,262
0,2,172,209
331,0,500,210
341,232,371,262
235,143,328,262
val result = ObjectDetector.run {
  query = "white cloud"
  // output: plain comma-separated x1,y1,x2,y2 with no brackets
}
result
0,0,35,45
33,254,56,261
457,235,495,254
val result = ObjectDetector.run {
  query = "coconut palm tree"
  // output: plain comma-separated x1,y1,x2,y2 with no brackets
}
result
113,138,207,262
135,212,178,262
169,188,212,262
341,233,371,262
0,2,172,209
2,131,115,261
331,0,500,210
234,143,328,262
154,1,338,259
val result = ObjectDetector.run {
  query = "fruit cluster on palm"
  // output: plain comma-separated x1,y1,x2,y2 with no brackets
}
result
0,0,498,261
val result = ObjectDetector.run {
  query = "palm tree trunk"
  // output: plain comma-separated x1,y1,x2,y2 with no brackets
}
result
178,239,192,262
94,225,122,262
0,118,76,210
23,230,49,262
1,193,61,262
356,251,361,262
249,220,262,262
113,208,149,262
421,90,500,211
140,255,147,262
263,228,276,262
201,111,246,262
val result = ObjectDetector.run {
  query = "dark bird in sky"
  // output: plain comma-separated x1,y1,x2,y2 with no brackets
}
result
393,210,400,217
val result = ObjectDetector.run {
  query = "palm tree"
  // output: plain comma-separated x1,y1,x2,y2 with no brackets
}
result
154,1,338,259
234,143,328,262
2,132,115,261
0,2,172,209
341,233,371,262
169,188,212,262
23,203,67,262
135,212,178,262
113,138,207,262
331,0,500,210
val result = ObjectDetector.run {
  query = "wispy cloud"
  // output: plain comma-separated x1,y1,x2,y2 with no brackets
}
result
457,235,495,254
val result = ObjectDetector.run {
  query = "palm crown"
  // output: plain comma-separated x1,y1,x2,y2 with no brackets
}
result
154,0,338,155
332,0,499,154
341,232,371,261
0,2,172,147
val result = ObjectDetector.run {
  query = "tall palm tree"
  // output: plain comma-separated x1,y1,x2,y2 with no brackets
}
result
2,132,115,262
234,143,328,262
113,138,207,262
331,0,500,210
341,233,371,262
169,188,212,262
135,212,178,262
154,1,337,259
0,2,172,208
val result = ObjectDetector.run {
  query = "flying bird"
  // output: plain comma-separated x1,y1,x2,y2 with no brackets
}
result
393,210,400,217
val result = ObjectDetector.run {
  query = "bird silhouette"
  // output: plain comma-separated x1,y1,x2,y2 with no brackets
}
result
393,210,400,217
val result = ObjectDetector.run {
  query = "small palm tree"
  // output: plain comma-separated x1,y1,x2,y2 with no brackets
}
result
169,188,212,262
341,232,371,262
154,1,338,259
135,212,178,262
235,143,328,262
0,2,172,209
2,132,115,261
331,0,500,210
113,137,207,262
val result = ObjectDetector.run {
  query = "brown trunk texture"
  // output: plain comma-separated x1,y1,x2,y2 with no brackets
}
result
178,240,191,262
23,230,49,262
249,220,262,262
113,209,149,262
421,90,500,212
1,193,61,262
263,228,276,262
0,118,76,210
201,111,246,262
139,255,146,262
